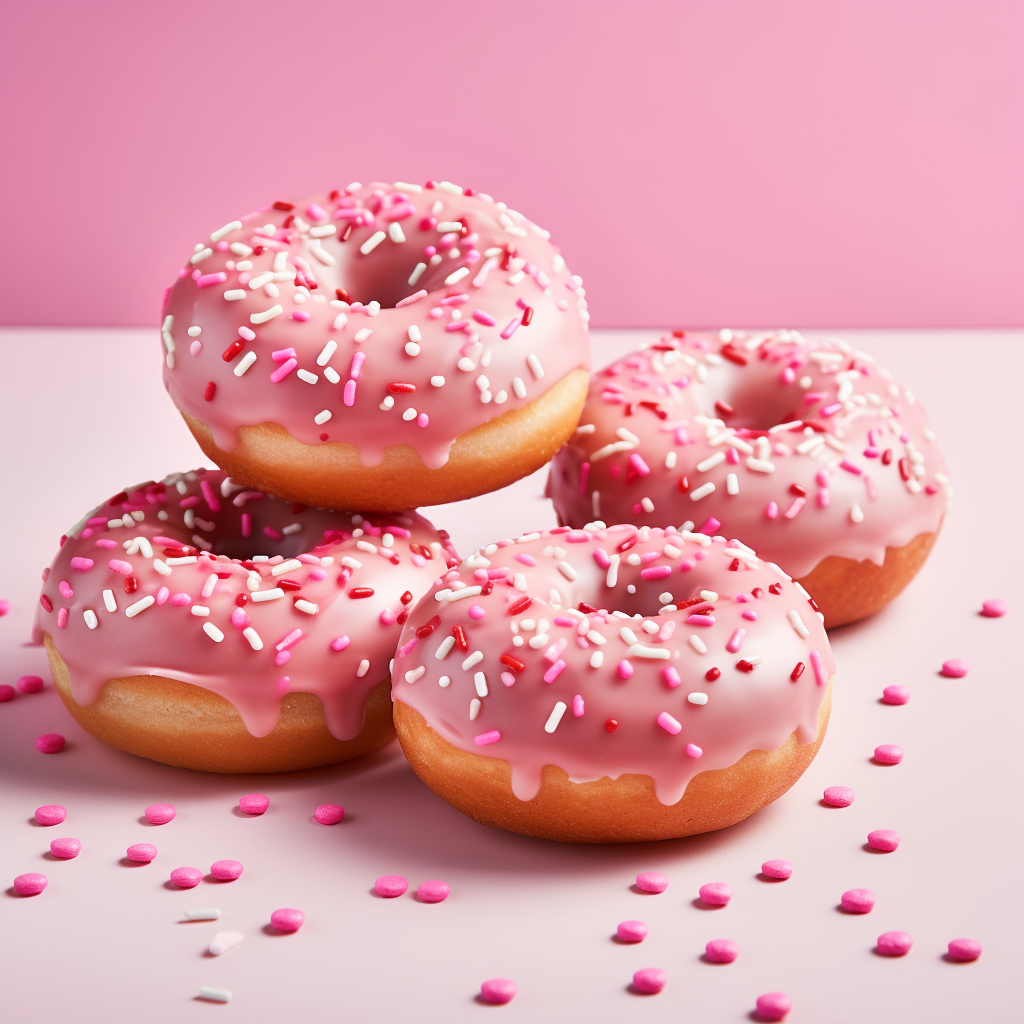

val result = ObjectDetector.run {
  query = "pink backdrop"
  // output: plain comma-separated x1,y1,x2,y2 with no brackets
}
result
1,0,1022,328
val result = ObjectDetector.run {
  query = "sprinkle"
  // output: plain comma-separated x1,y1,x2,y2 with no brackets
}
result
250,304,283,324
698,882,732,906
656,712,681,734
210,220,242,243
688,635,707,654
882,685,911,704
475,729,501,746
687,692,708,705
874,744,904,765
690,482,715,501
636,871,668,893
632,969,666,995
234,351,257,376
124,595,154,617
203,622,225,642
876,931,912,956
809,650,827,685
103,589,117,612
823,785,855,807
526,353,544,379
544,702,568,733
543,660,566,683
557,560,578,581
867,828,900,851
445,266,470,285
754,993,792,1021
841,888,875,913
250,588,285,602
947,938,983,962
685,742,702,758
617,920,648,942
360,230,386,254
480,980,516,1006
705,939,738,963
762,860,793,880
197,987,232,1004
627,644,670,660
940,658,969,677
787,610,810,638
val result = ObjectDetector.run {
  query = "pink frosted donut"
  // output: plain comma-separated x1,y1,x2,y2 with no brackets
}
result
548,330,949,627
35,468,456,773
161,181,591,513
392,524,834,843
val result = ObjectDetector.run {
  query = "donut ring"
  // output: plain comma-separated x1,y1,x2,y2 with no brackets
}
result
161,181,591,512
548,330,950,627
392,524,834,843
35,469,457,773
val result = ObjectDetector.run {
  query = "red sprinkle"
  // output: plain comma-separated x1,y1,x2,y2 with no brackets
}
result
521,306,534,326
898,457,911,482
272,201,294,210
387,382,417,394
721,344,748,366
790,662,805,681
882,449,893,465
616,536,638,553
335,288,350,302
509,597,533,615
235,594,249,607
605,719,619,733
222,339,244,362
500,654,526,672
124,575,138,595
453,624,468,651
768,583,783,595
278,579,301,592
416,615,441,638
705,667,721,682
204,382,216,401
678,476,690,493
715,400,734,417
789,483,807,496
736,659,755,673
751,587,763,598
348,587,374,599
40,594,53,612
400,590,413,605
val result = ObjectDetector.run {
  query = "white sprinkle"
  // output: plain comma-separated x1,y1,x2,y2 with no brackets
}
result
620,626,639,645
152,558,171,577
243,627,263,650
297,369,318,384
208,931,245,956
726,473,739,495
544,701,568,733
556,560,577,582
250,304,283,324
697,452,726,473
294,599,319,615
446,585,483,603
788,610,811,638
469,698,481,721
404,666,426,684
626,644,670,660
360,230,386,254
429,375,445,388
210,220,242,243
356,659,370,677
746,457,776,473
526,353,544,379
590,651,604,668
317,340,338,366
690,482,716,501
408,262,426,286
606,553,620,588
474,672,489,697
435,636,456,660
124,595,154,618
165,555,197,567
388,222,406,243
190,605,210,617
184,908,221,921
353,328,372,344
223,289,246,301
189,247,212,265
83,609,98,629
687,692,708,705
271,559,302,577
324,367,341,384
203,622,224,642
234,351,257,376
314,409,332,425
198,986,232,1004
850,503,864,523
405,343,421,357
250,588,285,602
230,243,252,257
700,590,719,601
439,675,451,687
688,634,708,654
463,650,484,670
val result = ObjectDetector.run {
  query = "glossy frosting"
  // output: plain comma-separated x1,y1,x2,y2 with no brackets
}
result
34,469,457,739
392,525,834,805
547,330,950,578
161,181,590,468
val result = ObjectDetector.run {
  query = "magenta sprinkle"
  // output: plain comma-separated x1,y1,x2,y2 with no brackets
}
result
617,920,648,942
699,882,732,906
0,684,14,702
640,565,671,580
416,880,450,903
480,979,516,1005
841,888,875,913
314,804,345,825
941,658,970,677
375,875,408,898
704,938,738,963
210,859,243,881
823,785,855,807
876,930,913,956
947,937,982,961
0,599,9,615
980,599,1007,617
632,968,666,994
49,837,81,859
35,734,65,754
874,744,904,764
239,794,269,815
270,908,305,932
126,843,157,863
867,829,901,852
755,992,792,1021
882,685,911,705
13,873,47,896
18,675,44,693
636,871,668,894
34,804,67,826
761,860,793,880
685,742,703,758
145,803,176,824
475,730,501,745
169,866,202,888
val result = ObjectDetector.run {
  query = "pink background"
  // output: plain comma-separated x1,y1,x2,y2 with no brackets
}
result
1,0,1022,329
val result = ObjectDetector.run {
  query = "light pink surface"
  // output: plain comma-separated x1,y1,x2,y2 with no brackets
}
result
1,2,1022,329
0,328,1020,1021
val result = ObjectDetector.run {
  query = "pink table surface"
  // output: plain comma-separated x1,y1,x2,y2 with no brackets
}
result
0,328,1019,1023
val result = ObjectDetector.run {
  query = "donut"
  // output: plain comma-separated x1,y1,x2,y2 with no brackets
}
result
34,469,457,773
161,181,591,512
391,524,834,843
547,330,950,627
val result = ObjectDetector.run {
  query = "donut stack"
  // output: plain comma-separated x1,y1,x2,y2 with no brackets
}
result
35,180,948,842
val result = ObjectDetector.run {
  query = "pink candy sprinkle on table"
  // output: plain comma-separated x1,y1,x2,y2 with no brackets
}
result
631,968,666,994
270,908,305,932
35,733,65,753
314,804,344,825
823,785,855,807
126,843,157,863
882,685,911,704
867,829,901,852
144,803,176,824
13,872,48,895
375,875,408,898
980,599,1007,617
699,882,732,905
874,744,905,764
479,979,516,1005
635,871,667,893
239,794,269,815
210,859,243,881
704,939,739,963
940,658,970,677
616,920,647,942
761,860,793,880
34,804,66,826
877,930,913,956
0,683,14,701
49,837,81,859
755,991,792,1020
416,879,450,903
169,867,202,888
841,888,875,913
947,937,982,961
17,675,44,693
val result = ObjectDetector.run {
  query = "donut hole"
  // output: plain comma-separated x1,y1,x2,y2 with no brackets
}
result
709,375,806,431
339,253,471,309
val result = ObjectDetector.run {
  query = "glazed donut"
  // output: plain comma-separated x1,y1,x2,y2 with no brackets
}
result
391,524,834,843
34,469,457,773
161,181,591,512
548,330,950,627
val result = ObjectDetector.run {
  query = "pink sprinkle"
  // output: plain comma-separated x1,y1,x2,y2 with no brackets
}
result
617,920,648,942
593,548,611,569
544,660,566,683
705,938,738,963
239,794,269,815
375,875,408,898
196,272,227,288
755,992,792,1021
126,843,157,863
618,659,634,679
941,658,970,677
839,459,862,475
809,650,827,686
156,587,169,605
145,803,176,824
726,628,746,653
49,837,81,859
572,694,585,717
69,556,94,570
344,379,357,406
761,860,793,880
108,559,133,575
314,804,345,825
947,938,982,961
467,604,486,620
270,357,297,382
841,888,875,913
499,317,520,339
874,744,904,765
662,666,681,688
270,907,305,932
475,730,501,746
0,599,9,615
210,859,243,881
240,513,252,538
0,684,14,702
686,614,715,627
882,685,911,705
480,979,516,1005
579,462,590,494
35,804,67,826
640,565,671,581
636,871,668,894
331,635,351,652
766,501,779,519
171,593,191,606
13,873,47,896
350,350,366,377
876,931,913,956
417,412,429,427
18,675,44,693
699,882,732,906
867,829,901,852
823,785,855,807
685,742,703,758
656,711,681,735
784,496,805,519
472,310,497,326
305,202,326,221
416,880,450,903
632,968,666,994
36,734,65,754
628,452,651,476
980,598,1007,617
238,325,256,341
169,866,202,888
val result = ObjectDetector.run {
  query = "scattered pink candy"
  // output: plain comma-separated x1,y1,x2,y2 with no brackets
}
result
50,837,81,859
632,968,666,994
761,860,792,880
145,803,176,824
416,880,450,903
18,675,44,693
375,875,408,897
13,872,47,896
480,979,516,1005
0,684,15,702
947,937,982,961
616,920,647,942
705,939,738,963
874,744,904,765
239,794,269,815
867,829,901,852
126,843,157,863
169,867,202,888
980,599,1007,618
210,859,243,880
877,930,913,956
270,908,305,932
755,992,792,1021
941,659,969,678
35,804,67,826
635,871,668,893
841,888,875,913
882,685,911,705
699,882,732,906
823,786,855,807
36,733,65,754
314,803,344,825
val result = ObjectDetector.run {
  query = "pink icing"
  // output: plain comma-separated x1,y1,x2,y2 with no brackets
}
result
547,330,950,578
33,469,457,740
392,524,834,805
161,182,590,469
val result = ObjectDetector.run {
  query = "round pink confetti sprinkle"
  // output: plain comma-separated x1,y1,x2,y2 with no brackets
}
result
947,937,982,961
13,872,47,896
704,938,738,963
867,829,901,852
36,734,65,754
210,859,243,880
239,794,269,815
699,882,732,906
632,968,666,994
755,992,792,1021
616,920,648,942
874,744,904,764
480,979,516,1005
416,879,450,903
0,684,15,702
636,871,668,893
270,908,305,932
375,875,408,898
467,604,485,619
882,685,911,705
145,803,176,824
314,804,345,825
49,837,81,859
876,930,913,956
126,843,157,863
841,888,875,913
761,860,793,880
941,659,970,678
169,867,202,888
35,804,67,826
823,785,855,807
18,675,44,693
685,742,703,758
980,599,1007,618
